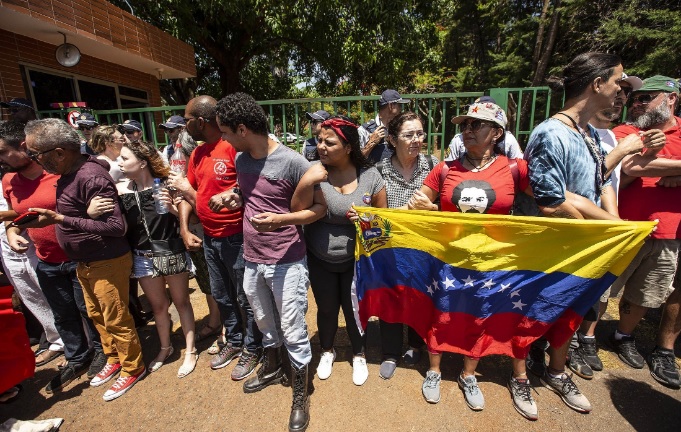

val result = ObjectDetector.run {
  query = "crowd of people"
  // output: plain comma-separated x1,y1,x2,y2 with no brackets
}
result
0,51,680,430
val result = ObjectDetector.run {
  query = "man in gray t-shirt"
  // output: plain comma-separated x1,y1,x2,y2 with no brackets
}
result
216,92,326,432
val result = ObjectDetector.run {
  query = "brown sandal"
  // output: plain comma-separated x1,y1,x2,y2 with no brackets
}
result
195,323,221,342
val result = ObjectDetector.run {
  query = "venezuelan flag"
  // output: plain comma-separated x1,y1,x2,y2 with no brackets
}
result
354,208,656,359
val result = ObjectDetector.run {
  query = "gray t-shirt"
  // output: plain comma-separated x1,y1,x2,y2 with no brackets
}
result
236,144,311,264
305,166,384,263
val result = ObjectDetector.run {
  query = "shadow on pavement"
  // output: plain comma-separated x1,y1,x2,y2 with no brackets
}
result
605,376,681,431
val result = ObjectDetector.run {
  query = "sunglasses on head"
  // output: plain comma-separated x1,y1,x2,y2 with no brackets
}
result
629,93,662,105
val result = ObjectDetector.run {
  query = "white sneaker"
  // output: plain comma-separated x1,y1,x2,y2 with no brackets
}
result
317,349,336,380
353,356,369,386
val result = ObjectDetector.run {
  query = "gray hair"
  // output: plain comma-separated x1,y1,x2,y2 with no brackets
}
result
24,118,81,152
176,130,198,157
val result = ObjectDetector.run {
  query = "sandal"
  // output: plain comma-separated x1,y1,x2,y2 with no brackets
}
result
207,333,226,355
0,385,22,404
35,349,64,367
148,346,174,373
195,323,221,342
177,350,199,378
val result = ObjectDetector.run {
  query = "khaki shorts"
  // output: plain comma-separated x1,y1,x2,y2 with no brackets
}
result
610,238,680,308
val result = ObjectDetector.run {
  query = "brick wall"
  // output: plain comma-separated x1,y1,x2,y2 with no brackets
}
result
0,0,195,75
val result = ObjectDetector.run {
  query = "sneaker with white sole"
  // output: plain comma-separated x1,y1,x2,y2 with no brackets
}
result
316,349,336,380
540,371,592,413
422,370,441,404
458,373,485,411
508,375,538,420
103,369,146,401
90,362,122,387
352,356,368,386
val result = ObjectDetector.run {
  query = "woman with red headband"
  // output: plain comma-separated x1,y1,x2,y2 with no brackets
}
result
299,116,386,386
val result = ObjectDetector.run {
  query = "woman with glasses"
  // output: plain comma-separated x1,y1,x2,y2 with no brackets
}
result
296,116,386,385
405,101,539,417
89,141,198,378
373,111,438,381
90,126,125,182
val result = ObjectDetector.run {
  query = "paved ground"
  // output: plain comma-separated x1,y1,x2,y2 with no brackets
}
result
2,280,680,431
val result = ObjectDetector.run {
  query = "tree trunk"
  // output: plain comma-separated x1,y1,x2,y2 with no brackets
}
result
531,0,551,75
532,0,562,86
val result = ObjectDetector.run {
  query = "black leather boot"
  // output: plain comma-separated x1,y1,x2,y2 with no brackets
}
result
288,364,309,432
243,346,285,393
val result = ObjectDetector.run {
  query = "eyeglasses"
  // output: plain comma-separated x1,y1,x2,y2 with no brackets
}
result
630,93,662,105
25,147,58,162
124,130,138,135
460,120,495,132
398,131,426,141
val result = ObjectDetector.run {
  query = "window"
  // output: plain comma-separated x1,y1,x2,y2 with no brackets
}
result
29,70,76,111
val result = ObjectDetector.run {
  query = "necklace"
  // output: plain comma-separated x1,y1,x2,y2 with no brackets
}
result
555,111,605,196
464,153,496,171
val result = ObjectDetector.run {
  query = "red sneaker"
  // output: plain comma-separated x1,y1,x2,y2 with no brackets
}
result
90,362,121,387
102,369,146,401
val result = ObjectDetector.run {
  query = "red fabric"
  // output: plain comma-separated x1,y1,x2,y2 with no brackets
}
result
359,285,581,360
614,117,681,239
423,156,529,215
0,285,35,393
320,118,358,142
186,138,243,238
3,172,69,263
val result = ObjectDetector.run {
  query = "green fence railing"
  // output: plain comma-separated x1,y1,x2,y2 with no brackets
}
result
36,87,555,158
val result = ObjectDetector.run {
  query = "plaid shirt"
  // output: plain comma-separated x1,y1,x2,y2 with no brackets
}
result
377,154,438,208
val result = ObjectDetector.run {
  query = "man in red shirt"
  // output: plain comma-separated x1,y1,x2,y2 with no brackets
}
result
1,121,105,394
171,95,263,381
611,75,681,389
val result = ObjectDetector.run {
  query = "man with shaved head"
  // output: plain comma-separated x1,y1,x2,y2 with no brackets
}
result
170,95,263,380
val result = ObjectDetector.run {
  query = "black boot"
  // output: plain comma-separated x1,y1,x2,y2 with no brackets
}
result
243,346,285,393
288,365,309,432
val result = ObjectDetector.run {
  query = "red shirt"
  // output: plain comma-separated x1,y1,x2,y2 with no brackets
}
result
424,156,529,214
3,172,69,263
186,138,243,237
614,117,681,239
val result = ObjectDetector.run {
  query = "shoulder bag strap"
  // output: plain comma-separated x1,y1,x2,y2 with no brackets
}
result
132,182,154,241
508,159,520,194
439,161,453,193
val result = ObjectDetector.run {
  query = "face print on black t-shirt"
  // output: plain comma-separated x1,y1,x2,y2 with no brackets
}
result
452,180,496,214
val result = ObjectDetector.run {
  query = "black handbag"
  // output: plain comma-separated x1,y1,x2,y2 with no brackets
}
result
133,183,188,278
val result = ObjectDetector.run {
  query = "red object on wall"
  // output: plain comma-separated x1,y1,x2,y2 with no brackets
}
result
0,285,35,394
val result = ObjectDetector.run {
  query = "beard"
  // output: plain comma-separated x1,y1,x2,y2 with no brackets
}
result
0,159,31,173
631,100,672,129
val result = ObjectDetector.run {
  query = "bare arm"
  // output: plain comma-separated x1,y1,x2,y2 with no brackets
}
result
249,188,327,232
178,200,202,251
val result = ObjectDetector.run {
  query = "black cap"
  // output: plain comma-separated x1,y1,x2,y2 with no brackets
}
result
121,119,143,131
75,113,98,127
378,89,410,106
159,115,186,130
305,110,331,122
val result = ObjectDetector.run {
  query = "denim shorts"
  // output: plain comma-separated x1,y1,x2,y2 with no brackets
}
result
132,250,155,279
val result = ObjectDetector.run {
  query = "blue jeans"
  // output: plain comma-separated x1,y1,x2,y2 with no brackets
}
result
35,260,102,366
243,258,311,369
203,233,262,352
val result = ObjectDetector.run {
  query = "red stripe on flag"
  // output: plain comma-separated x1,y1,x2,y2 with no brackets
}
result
360,286,583,359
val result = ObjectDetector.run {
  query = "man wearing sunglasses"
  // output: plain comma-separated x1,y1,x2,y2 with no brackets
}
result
302,110,330,161
119,119,143,144
608,75,681,390
0,98,36,124
75,113,99,156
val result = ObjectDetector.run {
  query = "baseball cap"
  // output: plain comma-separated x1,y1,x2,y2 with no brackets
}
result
621,73,643,91
0,98,34,110
451,102,508,129
637,75,679,94
305,110,331,122
474,96,497,104
378,89,410,106
75,113,98,127
121,119,143,132
159,115,186,130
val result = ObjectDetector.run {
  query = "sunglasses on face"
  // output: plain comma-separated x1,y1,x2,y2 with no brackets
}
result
25,147,58,162
629,93,662,105
460,119,494,132
78,125,95,131
618,86,633,98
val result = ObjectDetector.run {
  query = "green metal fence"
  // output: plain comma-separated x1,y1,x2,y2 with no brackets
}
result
36,87,556,158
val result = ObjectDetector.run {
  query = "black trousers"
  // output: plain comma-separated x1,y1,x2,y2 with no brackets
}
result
308,252,365,355
380,320,425,360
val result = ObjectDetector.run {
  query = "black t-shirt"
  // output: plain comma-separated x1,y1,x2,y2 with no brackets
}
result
120,189,181,250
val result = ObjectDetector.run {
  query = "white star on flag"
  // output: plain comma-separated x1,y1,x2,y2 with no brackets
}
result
482,280,494,289
512,299,527,310
510,290,521,298
443,277,455,289
432,278,440,291
462,275,475,287
499,283,511,293
426,283,435,295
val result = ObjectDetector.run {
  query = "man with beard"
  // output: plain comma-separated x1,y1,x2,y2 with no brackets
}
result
608,76,681,390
